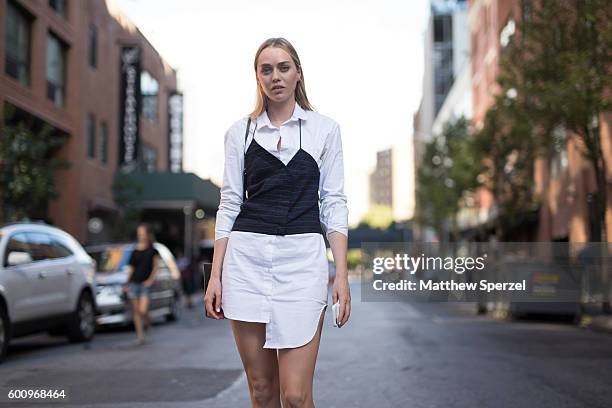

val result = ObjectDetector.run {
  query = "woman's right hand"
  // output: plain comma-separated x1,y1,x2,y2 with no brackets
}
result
204,275,225,319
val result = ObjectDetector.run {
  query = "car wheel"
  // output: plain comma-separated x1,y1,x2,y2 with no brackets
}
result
0,304,9,363
166,293,182,322
67,292,96,342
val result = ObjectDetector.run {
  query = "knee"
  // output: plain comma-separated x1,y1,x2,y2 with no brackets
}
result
249,378,277,405
281,388,310,408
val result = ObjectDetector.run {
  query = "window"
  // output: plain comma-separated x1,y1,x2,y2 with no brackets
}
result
141,71,159,121
100,122,108,164
550,125,568,178
48,0,67,17
522,0,533,24
4,233,31,267
5,1,31,86
50,237,73,258
47,33,67,107
25,232,55,261
499,18,516,51
142,144,157,172
87,113,96,158
88,25,97,68
433,15,452,43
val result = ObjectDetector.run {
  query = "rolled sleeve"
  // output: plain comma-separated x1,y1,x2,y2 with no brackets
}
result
215,122,245,241
319,122,349,238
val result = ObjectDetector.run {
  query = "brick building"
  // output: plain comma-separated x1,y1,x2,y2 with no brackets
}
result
1,0,183,243
468,0,612,242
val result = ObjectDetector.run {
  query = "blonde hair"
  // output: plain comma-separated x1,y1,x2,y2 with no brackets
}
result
249,37,314,119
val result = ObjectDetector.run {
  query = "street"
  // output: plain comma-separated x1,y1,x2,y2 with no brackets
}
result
1,282,611,407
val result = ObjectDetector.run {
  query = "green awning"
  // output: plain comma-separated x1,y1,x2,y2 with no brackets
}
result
114,171,220,211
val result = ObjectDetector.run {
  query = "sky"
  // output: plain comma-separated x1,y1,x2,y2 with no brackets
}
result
112,0,429,226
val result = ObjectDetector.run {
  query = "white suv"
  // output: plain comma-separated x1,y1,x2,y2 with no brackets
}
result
0,222,97,363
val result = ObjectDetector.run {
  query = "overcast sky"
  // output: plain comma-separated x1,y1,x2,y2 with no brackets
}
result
113,0,429,225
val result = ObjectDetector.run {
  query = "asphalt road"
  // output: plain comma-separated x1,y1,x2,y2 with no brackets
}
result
1,282,611,407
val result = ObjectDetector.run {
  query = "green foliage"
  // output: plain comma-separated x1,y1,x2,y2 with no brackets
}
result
0,122,70,222
495,0,612,239
472,91,540,238
417,117,483,240
346,249,363,270
464,0,612,239
359,204,394,230
111,172,144,241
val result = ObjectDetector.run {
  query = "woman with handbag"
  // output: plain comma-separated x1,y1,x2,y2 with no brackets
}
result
204,37,351,407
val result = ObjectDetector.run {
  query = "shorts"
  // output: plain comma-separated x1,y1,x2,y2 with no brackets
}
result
127,282,151,300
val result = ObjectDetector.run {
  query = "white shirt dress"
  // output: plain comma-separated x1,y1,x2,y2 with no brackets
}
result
215,103,348,349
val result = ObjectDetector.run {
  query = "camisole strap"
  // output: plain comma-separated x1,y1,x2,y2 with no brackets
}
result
244,117,258,154
243,117,257,202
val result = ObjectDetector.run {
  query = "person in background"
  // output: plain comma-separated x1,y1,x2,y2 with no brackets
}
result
122,223,160,345
176,249,195,309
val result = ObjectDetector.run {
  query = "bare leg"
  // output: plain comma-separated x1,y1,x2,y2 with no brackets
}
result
139,296,152,332
231,320,282,408
278,307,326,408
131,298,144,342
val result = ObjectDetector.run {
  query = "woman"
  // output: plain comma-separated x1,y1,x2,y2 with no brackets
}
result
205,37,351,407
176,249,195,309
123,223,160,345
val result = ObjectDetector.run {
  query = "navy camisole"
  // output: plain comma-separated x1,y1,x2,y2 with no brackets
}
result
231,118,323,236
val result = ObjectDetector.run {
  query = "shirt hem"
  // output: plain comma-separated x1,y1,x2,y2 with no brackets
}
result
262,302,328,349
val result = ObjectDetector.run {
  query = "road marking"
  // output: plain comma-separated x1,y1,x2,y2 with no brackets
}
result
211,371,248,402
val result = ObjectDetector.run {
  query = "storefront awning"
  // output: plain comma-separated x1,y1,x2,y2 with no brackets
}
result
114,171,220,213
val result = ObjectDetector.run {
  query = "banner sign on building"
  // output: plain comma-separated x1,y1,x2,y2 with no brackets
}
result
168,92,183,173
119,46,141,171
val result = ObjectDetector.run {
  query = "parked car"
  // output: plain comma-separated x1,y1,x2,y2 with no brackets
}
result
86,242,183,327
0,222,97,363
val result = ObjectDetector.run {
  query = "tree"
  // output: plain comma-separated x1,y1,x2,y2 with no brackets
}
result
500,0,612,241
0,121,70,223
111,172,144,241
416,117,483,241
358,204,394,230
473,92,540,240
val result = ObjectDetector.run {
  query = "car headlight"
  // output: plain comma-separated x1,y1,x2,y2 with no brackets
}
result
96,284,123,297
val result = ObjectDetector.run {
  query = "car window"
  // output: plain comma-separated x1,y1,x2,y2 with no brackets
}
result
4,232,32,267
25,232,56,261
89,247,131,273
51,237,74,258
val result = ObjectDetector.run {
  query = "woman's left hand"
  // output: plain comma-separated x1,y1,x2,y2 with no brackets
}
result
332,276,351,327
142,279,154,288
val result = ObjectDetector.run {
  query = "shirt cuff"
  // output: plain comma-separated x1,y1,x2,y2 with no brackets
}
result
326,228,348,239
215,230,230,241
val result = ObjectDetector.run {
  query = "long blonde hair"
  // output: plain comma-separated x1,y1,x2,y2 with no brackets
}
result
249,37,314,119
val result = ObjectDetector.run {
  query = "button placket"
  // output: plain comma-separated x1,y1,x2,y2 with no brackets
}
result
261,236,273,320
270,235,279,299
